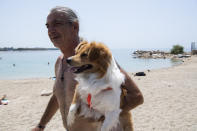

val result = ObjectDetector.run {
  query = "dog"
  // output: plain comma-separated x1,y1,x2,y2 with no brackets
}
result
66,41,133,131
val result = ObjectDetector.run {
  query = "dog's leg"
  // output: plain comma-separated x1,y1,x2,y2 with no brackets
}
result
101,109,121,131
67,89,80,126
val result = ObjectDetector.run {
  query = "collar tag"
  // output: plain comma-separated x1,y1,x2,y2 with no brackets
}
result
87,93,92,108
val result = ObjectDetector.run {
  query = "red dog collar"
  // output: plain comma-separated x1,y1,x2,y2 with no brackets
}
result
86,87,112,108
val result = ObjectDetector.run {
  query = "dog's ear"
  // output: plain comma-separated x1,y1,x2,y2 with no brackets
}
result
75,41,88,54
88,42,110,61
88,44,101,61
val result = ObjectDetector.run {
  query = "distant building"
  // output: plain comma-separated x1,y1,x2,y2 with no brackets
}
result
191,42,197,55
191,42,196,50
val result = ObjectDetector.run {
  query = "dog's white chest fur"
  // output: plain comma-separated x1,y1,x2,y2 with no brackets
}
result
67,57,125,131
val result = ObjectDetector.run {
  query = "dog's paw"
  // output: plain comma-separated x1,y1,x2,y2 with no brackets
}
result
67,112,75,126
67,104,77,126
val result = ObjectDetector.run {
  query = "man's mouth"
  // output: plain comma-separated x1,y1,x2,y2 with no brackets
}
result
69,64,93,73
50,35,60,40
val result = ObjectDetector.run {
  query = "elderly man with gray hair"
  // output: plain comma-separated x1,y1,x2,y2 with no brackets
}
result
32,6,143,131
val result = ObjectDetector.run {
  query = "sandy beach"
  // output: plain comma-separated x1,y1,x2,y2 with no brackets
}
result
0,56,197,131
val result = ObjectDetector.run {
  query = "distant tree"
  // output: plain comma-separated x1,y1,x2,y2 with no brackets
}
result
170,45,184,54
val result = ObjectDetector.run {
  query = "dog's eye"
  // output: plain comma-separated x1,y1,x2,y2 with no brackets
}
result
81,53,88,57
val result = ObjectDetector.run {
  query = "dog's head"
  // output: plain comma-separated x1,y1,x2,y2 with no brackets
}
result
67,41,112,78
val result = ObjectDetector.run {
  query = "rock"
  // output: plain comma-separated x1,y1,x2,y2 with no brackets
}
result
132,50,171,59
41,90,52,96
135,72,146,76
178,54,191,58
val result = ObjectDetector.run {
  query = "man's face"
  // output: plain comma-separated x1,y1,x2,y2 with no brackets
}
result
46,12,73,48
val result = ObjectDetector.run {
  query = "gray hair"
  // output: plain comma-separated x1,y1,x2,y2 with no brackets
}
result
50,6,79,23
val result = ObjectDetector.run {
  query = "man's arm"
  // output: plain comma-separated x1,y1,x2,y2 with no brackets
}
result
32,57,61,131
39,94,59,127
32,95,59,131
119,65,144,112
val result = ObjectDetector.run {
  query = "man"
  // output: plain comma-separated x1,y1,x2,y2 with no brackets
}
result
32,6,143,131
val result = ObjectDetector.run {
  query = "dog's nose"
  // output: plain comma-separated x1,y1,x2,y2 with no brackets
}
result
66,57,72,64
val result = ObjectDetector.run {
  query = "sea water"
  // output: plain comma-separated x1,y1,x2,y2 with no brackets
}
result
0,49,181,80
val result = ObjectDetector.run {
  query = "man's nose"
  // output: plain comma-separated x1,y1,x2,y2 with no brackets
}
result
48,26,56,33
66,57,72,64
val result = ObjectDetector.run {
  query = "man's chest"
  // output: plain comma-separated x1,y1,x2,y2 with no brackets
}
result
54,69,77,105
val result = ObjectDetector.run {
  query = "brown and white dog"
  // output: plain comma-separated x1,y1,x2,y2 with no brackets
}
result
66,41,132,131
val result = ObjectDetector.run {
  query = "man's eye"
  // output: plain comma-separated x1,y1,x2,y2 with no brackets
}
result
81,53,88,57
46,24,49,28
54,22,63,26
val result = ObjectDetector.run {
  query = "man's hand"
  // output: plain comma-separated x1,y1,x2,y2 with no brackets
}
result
117,62,144,111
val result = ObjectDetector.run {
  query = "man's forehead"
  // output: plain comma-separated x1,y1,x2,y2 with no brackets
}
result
47,12,68,23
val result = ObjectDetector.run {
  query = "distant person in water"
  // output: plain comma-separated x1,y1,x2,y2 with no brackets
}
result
31,6,143,131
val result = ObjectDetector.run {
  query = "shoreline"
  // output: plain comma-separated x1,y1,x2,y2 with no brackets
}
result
131,57,190,75
0,57,184,81
0,56,197,131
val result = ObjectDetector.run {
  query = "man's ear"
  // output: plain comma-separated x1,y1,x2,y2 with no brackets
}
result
71,21,79,34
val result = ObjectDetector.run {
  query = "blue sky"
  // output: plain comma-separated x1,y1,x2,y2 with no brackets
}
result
0,0,197,50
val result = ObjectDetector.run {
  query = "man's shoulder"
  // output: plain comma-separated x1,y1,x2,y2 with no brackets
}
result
56,55,63,64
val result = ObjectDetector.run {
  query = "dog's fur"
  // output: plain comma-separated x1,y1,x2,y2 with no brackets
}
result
66,41,133,131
